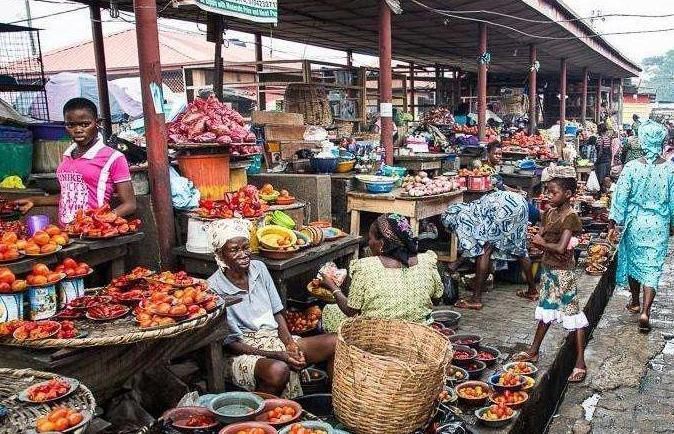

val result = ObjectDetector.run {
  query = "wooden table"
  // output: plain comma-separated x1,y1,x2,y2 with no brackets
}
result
576,166,592,182
4,232,144,277
394,153,449,172
175,235,361,299
347,189,464,262
500,172,541,196
0,301,238,400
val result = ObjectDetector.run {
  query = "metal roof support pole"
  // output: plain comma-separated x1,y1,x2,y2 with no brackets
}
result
255,32,265,110
528,44,537,135
580,67,588,125
378,0,393,165
89,5,112,137
455,68,462,108
595,74,602,123
618,78,624,126
133,0,175,268
477,23,487,142
211,14,224,101
409,62,415,121
559,58,567,140
346,49,353,67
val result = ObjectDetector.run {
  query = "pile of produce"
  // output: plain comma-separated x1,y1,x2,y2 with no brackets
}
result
196,185,268,219
479,403,514,421
285,306,321,334
26,263,64,287
257,225,297,252
167,95,256,145
458,166,495,177
265,210,296,230
501,132,555,159
0,267,24,293
260,183,296,205
453,125,499,141
422,106,455,125
54,258,91,279
36,406,85,433
585,244,609,275
65,205,141,238
135,283,218,328
401,172,459,197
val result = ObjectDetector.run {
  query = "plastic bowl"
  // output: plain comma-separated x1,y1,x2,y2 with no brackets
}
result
219,421,278,434
446,365,469,385
207,392,265,424
278,421,333,434
476,345,501,367
161,406,219,431
452,345,478,366
521,375,536,391
364,181,394,193
292,393,332,418
503,361,539,378
475,406,518,428
335,159,356,173
464,359,487,380
455,381,491,406
255,399,302,427
310,157,338,174
449,334,483,349
488,373,527,392
431,308,461,328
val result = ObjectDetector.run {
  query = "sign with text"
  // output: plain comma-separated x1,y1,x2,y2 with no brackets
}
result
177,0,278,24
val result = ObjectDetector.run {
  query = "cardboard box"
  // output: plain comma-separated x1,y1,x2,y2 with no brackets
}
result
252,111,304,126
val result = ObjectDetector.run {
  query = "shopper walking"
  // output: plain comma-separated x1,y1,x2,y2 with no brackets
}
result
609,119,674,332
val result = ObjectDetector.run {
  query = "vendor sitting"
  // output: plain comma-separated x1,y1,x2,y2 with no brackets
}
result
321,214,443,332
207,219,336,398
487,141,525,195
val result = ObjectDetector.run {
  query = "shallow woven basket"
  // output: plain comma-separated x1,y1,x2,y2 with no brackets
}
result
333,318,453,434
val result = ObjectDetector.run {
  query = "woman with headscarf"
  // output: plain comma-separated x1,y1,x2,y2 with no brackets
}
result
610,120,674,332
441,190,537,310
321,214,443,332
206,219,336,398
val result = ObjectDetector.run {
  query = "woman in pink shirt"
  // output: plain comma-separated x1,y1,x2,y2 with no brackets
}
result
24,98,136,225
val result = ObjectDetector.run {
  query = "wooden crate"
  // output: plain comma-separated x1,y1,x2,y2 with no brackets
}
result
252,111,304,126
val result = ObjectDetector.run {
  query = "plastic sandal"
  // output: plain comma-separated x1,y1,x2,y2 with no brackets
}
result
568,367,587,383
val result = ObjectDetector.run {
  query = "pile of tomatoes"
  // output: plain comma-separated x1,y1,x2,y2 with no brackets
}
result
264,405,297,424
497,372,523,387
135,284,217,328
65,204,140,238
26,263,64,287
285,306,321,334
287,423,328,434
0,267,25,293
457,384,489,400
491,390,527,406
54,257,91,278
481,402,514,421
196,185,268,219
36,406,84,432
12,320,61,341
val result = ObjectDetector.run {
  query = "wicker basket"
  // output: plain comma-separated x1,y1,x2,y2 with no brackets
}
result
332,318,452,434
284,84,333,127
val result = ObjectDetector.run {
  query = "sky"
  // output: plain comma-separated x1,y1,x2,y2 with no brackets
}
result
2,0,674,73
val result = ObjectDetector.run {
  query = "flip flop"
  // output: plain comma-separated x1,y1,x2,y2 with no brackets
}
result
639,316,652,333
454,299,483,311
568,367,587,383
625,304,640,314
513,351,539,363
517,289,540,301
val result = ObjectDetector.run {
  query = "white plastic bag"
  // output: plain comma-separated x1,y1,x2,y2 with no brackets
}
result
587,170,601,192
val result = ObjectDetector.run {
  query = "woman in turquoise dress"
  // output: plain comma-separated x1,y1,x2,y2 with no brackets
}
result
609,119,674,332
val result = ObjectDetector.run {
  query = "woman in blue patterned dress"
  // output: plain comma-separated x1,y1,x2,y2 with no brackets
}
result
609,119,674,332
442,190,536,310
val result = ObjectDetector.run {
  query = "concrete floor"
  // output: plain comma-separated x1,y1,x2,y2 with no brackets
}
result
548,243,674,434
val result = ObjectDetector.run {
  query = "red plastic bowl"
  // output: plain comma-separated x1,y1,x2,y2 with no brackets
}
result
220,421,277,434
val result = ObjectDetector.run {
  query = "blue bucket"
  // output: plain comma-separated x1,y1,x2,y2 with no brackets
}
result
27,285,57,320
0,292,24,322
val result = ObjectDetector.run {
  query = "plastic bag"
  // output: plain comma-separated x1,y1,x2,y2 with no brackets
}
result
586,170,600,192
169,166,200,209
441,271,459,305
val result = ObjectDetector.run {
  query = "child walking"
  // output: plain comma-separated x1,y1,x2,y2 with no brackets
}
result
515,175,588,383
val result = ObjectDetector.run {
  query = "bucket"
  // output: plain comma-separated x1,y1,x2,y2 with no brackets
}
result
27,285,57,320
177,154,230,200
186,217,213,254
0,292,24,322
58,278,85,309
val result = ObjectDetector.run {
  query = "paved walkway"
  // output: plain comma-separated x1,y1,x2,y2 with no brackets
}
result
548,242,674,434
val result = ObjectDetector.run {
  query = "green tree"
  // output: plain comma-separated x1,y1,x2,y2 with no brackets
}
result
643,49,674,102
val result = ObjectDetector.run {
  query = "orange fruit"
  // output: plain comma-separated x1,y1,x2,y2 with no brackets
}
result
11,280,26,291
24,244,40,255
32,264,50,276
0,268,15,285
32,231,50,246
44,225,61,236
47,273,62,283
15,239,27,250
51,235,67,246
32,275,48,285
40,243,58,254
1,231,17,244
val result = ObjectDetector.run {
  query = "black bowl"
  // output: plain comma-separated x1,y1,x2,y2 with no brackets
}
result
464,360,487,380
449,334,483,349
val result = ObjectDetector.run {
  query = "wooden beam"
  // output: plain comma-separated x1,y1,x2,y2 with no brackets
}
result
89,5,112,137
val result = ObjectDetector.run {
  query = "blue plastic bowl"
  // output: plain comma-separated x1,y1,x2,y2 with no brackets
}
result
364,182,395,193
310,157,338,173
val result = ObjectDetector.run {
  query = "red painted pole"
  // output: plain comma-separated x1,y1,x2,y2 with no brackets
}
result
528,44,537,134
595,74,602,123
89,5,112,137
581,67,588,125
255,32,265,110
559,58,567,140
133,0,175,268
379,0,393,165
477,23,487,141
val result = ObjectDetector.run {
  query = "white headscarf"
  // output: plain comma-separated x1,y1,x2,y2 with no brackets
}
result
207,218,251,269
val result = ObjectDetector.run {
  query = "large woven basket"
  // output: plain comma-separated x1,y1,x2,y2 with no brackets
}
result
333,318,452,434
284,84,333,127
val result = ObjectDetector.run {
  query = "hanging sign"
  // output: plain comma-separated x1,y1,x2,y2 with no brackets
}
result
380,103,393,118
176,0,278,24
